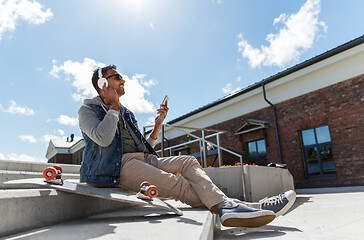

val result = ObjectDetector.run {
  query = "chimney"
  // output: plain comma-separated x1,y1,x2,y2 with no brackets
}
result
70,134,74,142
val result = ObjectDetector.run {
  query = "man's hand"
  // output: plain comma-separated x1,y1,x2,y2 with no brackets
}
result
150,103,169,140
155,103,169,127
100,85,120,111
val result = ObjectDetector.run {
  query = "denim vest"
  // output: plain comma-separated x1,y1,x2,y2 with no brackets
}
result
80,104,158,185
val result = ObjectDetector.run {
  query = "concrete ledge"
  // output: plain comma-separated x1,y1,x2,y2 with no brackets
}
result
0,170,79,189
0,159,216,239
0,159,80,173
3,201,215,240
0,160,80,189
204,165,295,202
243,165,295,201
0,189,130,237
199,211,215,240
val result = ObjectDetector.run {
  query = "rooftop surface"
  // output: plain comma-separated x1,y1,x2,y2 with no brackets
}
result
3,186,363,240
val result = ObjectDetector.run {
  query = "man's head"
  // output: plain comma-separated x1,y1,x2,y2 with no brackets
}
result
92,65,125,97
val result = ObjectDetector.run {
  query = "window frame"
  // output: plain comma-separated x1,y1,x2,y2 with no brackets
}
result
246,139,267,161
300,125,337,180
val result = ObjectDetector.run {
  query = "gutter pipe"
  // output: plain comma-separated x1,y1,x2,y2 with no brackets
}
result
262,83,283,164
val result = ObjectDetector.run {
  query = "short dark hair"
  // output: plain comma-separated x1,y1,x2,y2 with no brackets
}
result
91,65,117,93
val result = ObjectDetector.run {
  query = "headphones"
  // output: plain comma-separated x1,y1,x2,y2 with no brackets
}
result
97,67,108,89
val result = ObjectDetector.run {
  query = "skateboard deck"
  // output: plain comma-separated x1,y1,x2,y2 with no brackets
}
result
4,178,183,216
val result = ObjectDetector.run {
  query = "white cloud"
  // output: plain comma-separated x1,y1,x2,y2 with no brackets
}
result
145,116,156,127
120,74,155,113
0,152,46,162
50,57,102,101
50,58,156,114
40,134,62,143
212,0,222,5
222,83,240,94
141,78,157,88
0,0,53,41
55,115,78,127
0,100,35,115
54,129,65,136
71,93,84,102
150,22,154,30
237,0,327,68
19,135,36,143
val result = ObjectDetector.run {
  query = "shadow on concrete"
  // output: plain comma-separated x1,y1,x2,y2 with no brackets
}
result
216,229,286,239
215,224,302,239
178,216,203,226
3,210,203,240
2,219,118,240
283,196,311,216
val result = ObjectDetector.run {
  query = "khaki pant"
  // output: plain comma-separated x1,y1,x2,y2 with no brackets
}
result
118,153,227,209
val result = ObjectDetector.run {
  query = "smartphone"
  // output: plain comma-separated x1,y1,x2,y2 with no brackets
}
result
161,95,169,105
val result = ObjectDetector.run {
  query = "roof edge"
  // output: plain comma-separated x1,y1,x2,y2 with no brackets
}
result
167,35,364,125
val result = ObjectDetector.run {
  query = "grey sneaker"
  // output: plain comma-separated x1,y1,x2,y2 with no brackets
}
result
219,204,275,228
260,190,296,217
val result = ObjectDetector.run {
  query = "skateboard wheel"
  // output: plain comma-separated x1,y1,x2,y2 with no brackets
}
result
43,167,57,180
146,185,158,198
140,181,151,188
53,165,62,173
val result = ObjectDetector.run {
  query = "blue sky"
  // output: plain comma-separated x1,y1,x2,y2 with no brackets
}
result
0,0,363,162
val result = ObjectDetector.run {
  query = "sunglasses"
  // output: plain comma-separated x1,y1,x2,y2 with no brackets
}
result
105,73,123,80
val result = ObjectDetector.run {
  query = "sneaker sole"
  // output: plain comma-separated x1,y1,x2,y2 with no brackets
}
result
221,214,276,228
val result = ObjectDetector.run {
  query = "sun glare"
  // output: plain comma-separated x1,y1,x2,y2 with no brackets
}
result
123,0,146,16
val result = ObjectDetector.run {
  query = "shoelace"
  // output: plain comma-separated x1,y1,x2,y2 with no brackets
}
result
260,194,284,206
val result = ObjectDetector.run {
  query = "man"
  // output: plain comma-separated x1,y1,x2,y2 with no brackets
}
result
78,65,296,228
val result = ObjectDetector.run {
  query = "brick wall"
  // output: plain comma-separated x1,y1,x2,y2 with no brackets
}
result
72,148,84,165
48,147,85,165
49,154,72,164
161,75,364,188
277,75,363,188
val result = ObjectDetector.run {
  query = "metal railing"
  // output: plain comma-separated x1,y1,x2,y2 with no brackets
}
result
143,123,244,168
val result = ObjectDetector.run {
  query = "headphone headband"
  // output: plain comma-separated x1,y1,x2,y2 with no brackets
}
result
98,67,103,78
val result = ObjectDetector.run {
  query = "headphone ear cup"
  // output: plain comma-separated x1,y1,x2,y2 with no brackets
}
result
97,78,108,89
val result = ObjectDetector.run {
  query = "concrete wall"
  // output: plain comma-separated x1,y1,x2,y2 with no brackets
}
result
0,160,133,237
0,159,80,173
243,165,295,202
204,165,294,202
0,160,80,189
0,189,128,237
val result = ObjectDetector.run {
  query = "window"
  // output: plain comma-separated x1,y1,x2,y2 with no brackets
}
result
247,139,266,160
301,125,336,179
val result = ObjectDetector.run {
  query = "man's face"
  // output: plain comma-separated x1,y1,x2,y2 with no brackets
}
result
104,68,125,97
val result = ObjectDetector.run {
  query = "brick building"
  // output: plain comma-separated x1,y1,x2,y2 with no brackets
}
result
156,36,364,189
46,135,84,165
45,36,363,189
